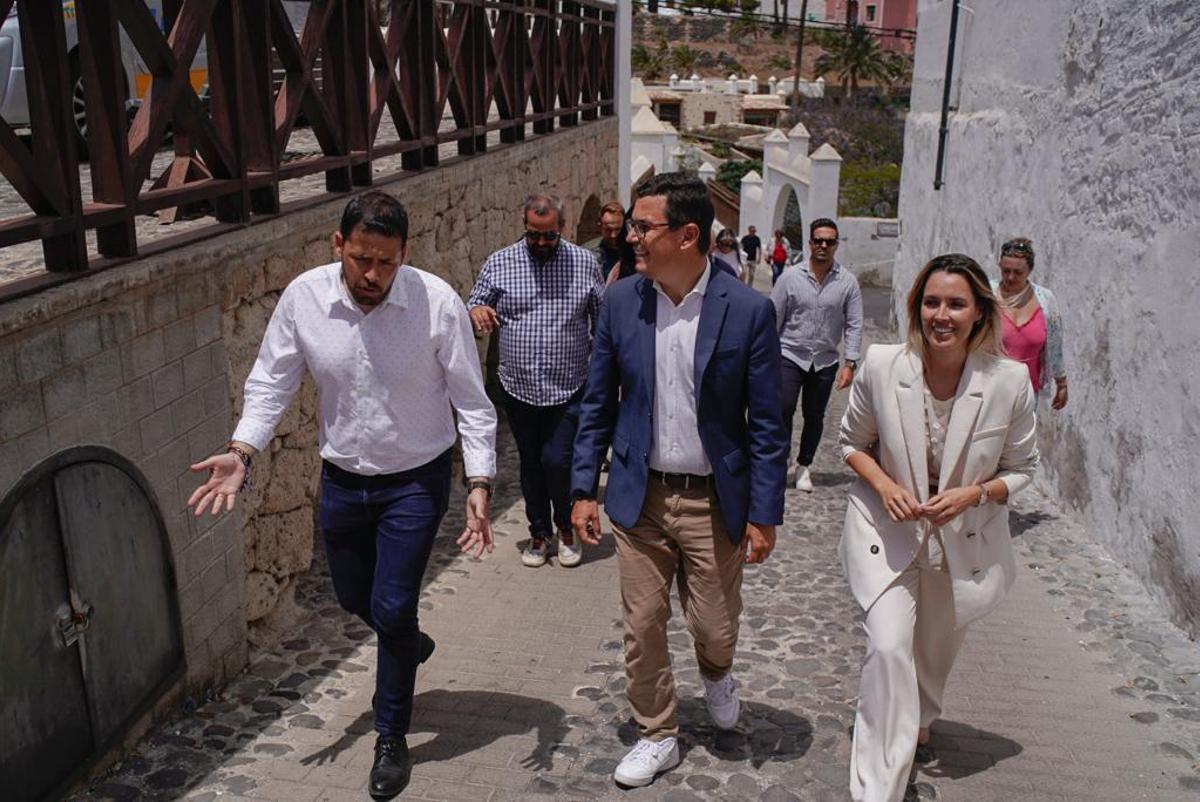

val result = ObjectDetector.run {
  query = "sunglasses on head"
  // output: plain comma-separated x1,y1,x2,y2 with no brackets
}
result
810,237,838,247
1001,241,1031,255
525,230,560,242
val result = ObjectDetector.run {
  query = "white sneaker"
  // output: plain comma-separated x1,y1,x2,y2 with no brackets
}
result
794,467,814,493
557,530,583,567
521,537,549,567
703,674,741,729
612,737,681,787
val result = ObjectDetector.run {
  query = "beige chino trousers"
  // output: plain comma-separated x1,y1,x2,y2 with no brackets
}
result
613,481,745,741
850,529,968,802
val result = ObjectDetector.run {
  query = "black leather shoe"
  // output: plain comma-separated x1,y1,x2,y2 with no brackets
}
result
418,631,436,664
369,735,411,799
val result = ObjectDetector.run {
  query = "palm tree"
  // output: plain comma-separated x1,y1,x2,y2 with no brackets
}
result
813,24,896,100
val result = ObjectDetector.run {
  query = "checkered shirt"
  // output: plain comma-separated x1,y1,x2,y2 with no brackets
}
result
467,238,604,406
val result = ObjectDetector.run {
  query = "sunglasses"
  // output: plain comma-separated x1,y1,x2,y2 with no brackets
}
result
525,230,560,242
1001,241,1031,254
810,237,838,247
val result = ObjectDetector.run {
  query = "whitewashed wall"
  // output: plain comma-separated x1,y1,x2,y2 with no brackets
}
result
894,0,1200,633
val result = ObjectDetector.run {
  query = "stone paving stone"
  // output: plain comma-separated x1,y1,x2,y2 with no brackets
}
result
68,290,1200,801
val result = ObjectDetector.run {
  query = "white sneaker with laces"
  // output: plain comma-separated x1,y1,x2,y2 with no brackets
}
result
521,537,549,567
612,737,681,787
703,673,741,729
795,467,814,493
557,532,583,567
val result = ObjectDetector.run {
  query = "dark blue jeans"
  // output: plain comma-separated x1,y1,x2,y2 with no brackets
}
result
771,259,786,286
503,387,582,538
781,360,839,467
319,450,452,737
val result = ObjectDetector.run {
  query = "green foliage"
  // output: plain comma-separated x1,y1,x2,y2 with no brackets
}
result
632,38,671,79
812,24,903,99
838,161,901,217
681,0,759,11
767,53,792,71
671,45,702,73
716,159,762,194
710,141,731,159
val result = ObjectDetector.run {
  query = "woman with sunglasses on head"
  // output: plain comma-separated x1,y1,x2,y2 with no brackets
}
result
838,254,1038,801
992,238,1068,410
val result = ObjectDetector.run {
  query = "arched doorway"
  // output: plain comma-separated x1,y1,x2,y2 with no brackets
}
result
576,194,602,245
0,448,183,802
773,184,805,252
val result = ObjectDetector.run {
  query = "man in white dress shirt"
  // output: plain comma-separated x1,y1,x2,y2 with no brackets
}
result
187,192,498,800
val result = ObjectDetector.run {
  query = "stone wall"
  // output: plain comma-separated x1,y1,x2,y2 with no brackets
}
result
893,1,1200,633
0,117,619,703
837,216,899,288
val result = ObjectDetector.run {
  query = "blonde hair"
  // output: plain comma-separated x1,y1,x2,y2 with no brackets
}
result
905,253,1005,360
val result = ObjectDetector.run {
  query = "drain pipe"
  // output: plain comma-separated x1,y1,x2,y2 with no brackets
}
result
933,0,962,190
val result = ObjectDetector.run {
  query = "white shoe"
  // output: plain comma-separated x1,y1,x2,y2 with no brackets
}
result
557,531,583,567
521,537,549,567
794,467,814,493
703,674,741,730
612,737,681,787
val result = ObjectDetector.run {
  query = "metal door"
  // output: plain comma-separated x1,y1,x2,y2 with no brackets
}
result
0,451,182,801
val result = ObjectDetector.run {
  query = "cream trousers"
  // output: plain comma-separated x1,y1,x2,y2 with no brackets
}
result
850,530,968,802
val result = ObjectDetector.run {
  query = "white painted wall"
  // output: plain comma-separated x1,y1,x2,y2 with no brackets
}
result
837,217,899,287
895,0,1200,634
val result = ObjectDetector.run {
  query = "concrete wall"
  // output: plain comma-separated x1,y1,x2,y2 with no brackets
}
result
837,216,899,288
894,1,1200,633
0,118,619,705
679,92,742,131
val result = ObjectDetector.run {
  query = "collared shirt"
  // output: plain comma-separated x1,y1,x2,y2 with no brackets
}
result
467,238,604,406
232,262,497,478
649,266,713,476
770,258,863,371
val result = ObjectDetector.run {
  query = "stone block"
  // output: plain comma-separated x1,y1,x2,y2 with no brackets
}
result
170,387,207,435
202,375,230,419
42,366,88,422
163,317,197,362
259,444,319,514
47,415,82,453
99,306,138,347
76,393,119,444
187,412,230,464
18,328,63,384
244,569,281,621
200,557,229,603
152,360,185,409
145,284,179,328
117,374,156,428
61,316,103,364
11,426,50,469
110,423,142,460
83,348,123,396
182,531,214,585
208,339,228,377
139,407,174,454
245,506,315,577
182,346,213,390
0,383,45,440
122,329,166,382
194,306,222,346
178,575,207,622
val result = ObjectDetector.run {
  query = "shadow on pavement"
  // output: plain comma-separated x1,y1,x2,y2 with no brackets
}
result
916,719,1023,780
1009,508,1057,538
616,698,814,770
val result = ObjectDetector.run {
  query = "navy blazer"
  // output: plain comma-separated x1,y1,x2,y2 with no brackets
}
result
570,263,788,544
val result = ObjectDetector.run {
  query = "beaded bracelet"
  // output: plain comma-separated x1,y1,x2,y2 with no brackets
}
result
226,443,255,492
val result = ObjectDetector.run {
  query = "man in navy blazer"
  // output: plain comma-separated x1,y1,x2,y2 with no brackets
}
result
570,173,787,788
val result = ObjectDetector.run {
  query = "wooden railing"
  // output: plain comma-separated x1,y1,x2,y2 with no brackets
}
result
0,0,616,300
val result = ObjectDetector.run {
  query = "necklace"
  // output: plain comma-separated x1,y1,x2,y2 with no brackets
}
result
998,283,1034,310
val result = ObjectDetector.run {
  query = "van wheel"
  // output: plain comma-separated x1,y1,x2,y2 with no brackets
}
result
69,53,90,161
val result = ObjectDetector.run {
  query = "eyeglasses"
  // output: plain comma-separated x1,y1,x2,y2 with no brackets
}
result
629,219,674,239
810,237,838,247
525,230,560,242
1001,241,1031,255
718,239,736,248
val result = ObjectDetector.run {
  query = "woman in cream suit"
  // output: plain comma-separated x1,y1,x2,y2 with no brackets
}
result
838,253,1039,801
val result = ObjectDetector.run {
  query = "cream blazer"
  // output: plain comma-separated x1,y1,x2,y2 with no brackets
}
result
837,343,1039,628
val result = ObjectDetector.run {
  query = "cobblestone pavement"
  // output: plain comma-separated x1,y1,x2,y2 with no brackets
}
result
71,288,1200,801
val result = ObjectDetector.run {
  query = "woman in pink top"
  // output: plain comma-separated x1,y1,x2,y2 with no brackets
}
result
991,238,1069,409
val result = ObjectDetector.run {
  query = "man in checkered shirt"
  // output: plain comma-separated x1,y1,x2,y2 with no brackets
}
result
468,195,605,568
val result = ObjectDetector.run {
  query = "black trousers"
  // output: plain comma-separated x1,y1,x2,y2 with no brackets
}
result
781,360,839,467
503,387,583,537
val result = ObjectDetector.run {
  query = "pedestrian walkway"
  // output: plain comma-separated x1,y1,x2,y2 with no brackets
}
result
72,290,1200,801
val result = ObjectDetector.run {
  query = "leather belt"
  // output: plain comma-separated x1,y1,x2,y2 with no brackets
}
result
649,468,713,490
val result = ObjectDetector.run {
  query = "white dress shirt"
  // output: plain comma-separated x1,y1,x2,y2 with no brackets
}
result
648,267,713,476
232,262,497,478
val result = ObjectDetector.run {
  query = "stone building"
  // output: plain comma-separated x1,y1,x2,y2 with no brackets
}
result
893,0,1200,634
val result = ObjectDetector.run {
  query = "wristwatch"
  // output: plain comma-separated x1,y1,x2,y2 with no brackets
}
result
844,359,858,370
465,478,493,500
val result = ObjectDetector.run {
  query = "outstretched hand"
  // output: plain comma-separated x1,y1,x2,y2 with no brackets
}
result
456,487,494,558
187,452,245,516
